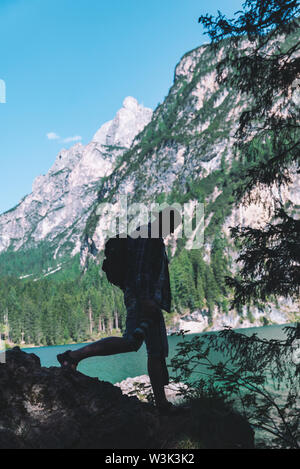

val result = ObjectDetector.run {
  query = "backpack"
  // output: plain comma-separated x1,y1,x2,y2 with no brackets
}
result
102,234,130,289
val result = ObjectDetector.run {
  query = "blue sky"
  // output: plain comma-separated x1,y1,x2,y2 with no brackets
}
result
0,0,244,215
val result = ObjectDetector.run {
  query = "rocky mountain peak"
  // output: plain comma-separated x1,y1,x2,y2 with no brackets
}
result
174,46,206,83
123,96,139,110
0,97,153,259
92,96,153,148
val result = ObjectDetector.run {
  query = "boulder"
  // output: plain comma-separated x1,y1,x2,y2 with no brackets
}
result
0,347,159,449
0,347,255,449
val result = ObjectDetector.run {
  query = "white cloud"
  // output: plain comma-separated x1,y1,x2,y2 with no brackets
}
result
46,132,60,140
46,132,82,144
63,135,82,143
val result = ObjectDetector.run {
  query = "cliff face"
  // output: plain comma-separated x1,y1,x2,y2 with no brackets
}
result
81,39,299,259
0,347,254,449
79,37,299,328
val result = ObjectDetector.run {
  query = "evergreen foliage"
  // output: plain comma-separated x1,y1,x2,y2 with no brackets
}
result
171,324,300,448
0,236,232,346
0,263,127,346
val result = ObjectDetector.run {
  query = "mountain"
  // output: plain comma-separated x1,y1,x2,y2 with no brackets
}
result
0,97,152,275
80,38,299,330
82,42,300,258
0,33,299,345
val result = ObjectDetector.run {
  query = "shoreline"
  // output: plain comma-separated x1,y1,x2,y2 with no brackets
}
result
7,321,295,351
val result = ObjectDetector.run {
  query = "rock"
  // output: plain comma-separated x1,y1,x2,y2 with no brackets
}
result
115,375,188,403
0,347,159,449
0,348,254,449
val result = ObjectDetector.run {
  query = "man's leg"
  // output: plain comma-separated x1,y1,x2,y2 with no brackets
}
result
141,300,170,409
59,291,144,369
59,336,138,369
147,355,169,408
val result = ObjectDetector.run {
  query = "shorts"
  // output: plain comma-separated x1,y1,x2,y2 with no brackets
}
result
123,288,169,358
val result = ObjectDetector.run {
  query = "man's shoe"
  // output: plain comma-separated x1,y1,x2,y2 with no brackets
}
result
57,350,78,371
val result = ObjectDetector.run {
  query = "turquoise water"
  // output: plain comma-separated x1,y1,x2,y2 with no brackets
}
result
22,323,292,384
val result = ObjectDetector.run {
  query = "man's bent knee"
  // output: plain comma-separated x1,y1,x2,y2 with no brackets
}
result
124,335,143,352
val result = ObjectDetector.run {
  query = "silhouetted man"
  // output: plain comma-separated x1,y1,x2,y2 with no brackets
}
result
57,207,181,414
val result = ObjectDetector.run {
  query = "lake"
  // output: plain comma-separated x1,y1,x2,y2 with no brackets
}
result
22,323,293,384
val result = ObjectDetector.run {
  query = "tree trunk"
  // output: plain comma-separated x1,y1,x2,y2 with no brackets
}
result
4,311,10,342
88,300,93,336
114,311,119,330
